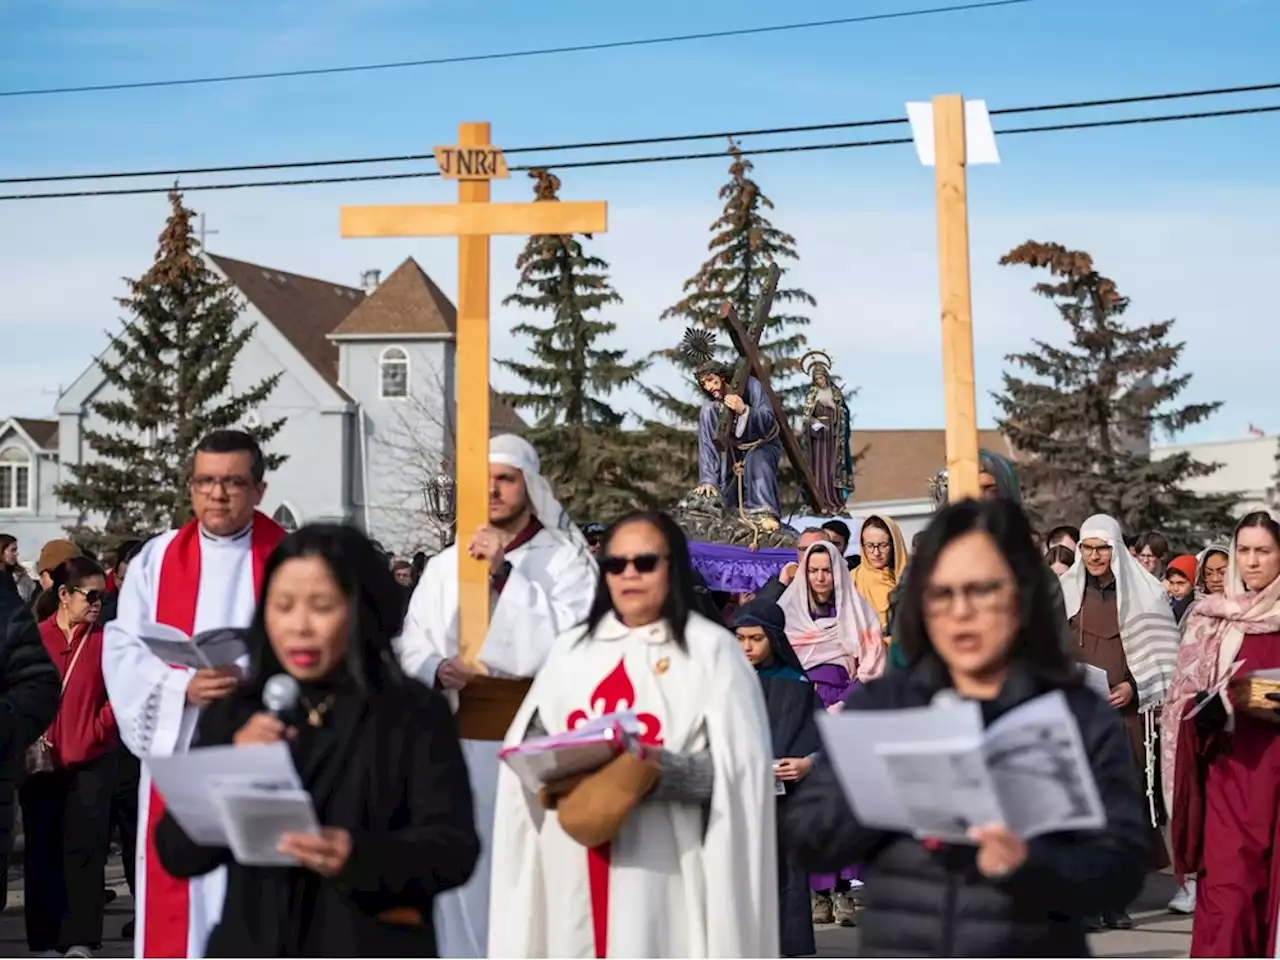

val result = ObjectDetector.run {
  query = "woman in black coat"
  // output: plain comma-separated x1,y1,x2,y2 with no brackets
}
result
154,524,480,957
785,500,1147,958
733,597,825,958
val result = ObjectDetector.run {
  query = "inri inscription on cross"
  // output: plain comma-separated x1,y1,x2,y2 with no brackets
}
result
340,122,608,666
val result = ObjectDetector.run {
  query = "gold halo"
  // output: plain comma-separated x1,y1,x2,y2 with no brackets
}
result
801,350,833,376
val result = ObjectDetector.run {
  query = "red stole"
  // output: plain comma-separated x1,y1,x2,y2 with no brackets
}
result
491,518,543,594
142,511,285,959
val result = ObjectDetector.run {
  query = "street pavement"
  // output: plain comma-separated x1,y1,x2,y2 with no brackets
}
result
0,861,1190,958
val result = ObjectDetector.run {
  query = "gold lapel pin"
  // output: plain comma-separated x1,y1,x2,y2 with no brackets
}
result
654,657,671,675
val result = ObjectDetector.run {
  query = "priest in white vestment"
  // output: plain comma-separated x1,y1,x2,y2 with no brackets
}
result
397,433,597,958
489,510,779,958
103,431,286,959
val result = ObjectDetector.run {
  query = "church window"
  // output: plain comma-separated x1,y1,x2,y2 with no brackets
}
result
272,503,300,533
0,446,31,511
379,346,409,399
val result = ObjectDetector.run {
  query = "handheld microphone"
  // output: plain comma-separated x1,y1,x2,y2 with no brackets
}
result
262,674,300,719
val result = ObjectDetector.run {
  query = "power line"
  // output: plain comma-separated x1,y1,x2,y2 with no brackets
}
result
1,102,1273,202
6,79,1279,186
0,0,1034,99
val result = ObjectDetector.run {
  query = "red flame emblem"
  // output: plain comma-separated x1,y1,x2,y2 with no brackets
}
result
567,658,663,746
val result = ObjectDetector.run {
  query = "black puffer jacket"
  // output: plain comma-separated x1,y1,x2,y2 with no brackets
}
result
0,576,59,853
785,659,1146,958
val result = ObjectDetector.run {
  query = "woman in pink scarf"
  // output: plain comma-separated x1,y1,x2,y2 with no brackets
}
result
1160,512,1280,957
778,540,886,708
778,539,886,927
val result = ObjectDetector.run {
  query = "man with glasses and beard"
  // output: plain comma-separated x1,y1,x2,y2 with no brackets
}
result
103,430,287,958
397,434,597,959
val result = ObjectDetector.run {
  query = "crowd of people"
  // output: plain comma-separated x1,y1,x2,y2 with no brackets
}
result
0,430,1276,958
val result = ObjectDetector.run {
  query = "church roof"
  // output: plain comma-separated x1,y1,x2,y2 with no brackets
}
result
208,253,524,432
9,418,58,450
850,429,1013,504
208,254,364,391
329,258,456,338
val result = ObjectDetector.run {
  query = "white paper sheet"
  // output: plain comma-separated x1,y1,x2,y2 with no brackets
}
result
981,690,1106,838
1082,663,1112,701
816,699,985,835
139,623,248,670
147,742,304,846
818,691,1105,841
211,786,320,867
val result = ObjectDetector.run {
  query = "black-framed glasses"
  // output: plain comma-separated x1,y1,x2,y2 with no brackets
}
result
74,588,103,605
1080,544,1113,557
601,553,667,576
190,475,253,495
922,578,1013,615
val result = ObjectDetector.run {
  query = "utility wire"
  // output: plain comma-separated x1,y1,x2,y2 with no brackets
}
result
0,0,1034,99
1,102,1274,203
6,79,1279,186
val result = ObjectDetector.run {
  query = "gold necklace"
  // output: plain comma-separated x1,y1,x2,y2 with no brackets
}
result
300,693,337,727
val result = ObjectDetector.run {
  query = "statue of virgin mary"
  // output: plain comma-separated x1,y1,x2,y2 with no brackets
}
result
801,351,853,514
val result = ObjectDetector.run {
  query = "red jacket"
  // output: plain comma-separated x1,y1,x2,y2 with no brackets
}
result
37,616,118,767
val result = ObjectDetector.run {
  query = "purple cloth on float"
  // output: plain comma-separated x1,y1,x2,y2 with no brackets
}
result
809,668,862,891
687,541,794,594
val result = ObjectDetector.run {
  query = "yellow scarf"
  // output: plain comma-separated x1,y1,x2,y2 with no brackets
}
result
852,514,909,640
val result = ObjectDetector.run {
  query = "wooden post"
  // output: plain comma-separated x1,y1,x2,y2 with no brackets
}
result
341,123,607,666
932,94,981,502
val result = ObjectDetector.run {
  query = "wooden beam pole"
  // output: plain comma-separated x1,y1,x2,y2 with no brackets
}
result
341,201,608,238
455,121,492,667
932,94,981,503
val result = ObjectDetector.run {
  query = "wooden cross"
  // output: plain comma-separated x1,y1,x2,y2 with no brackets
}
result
340,122,608,667
718,295,825,515
927,94,983,501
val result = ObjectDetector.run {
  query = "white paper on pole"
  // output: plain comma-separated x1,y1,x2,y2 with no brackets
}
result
906,99,1001,166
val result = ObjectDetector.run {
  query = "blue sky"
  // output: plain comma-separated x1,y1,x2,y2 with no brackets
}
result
1,0,1277,442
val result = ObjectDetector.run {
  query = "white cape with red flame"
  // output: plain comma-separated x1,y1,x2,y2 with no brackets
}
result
488,611,780,958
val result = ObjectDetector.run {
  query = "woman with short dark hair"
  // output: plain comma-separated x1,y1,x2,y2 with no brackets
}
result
154,524,480,957
23,555,118,956
786,499,1147,957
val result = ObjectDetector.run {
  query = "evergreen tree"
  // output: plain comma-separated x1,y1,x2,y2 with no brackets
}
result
644,143,816,425
58,191,285,551
497,170,655,520
995,240,1236,547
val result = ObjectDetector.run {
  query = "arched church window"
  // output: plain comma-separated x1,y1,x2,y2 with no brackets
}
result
379,346,410,399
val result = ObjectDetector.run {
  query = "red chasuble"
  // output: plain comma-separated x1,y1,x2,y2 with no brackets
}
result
142,511,285,959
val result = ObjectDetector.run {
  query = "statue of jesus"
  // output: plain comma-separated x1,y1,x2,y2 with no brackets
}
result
694,360,783,527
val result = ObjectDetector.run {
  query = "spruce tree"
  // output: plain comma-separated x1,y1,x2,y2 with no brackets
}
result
645,142,816,424
58,191,286,551
995,240,1236,547
497,170,654,520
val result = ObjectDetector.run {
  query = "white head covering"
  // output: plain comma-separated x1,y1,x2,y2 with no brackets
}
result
778,540,885,683
1059,514,1179,709
489,434,590,555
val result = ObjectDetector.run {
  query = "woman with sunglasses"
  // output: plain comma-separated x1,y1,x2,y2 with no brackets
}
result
22,555,119,957
489,510,778,957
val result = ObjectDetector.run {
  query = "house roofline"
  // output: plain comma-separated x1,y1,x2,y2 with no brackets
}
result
326,332,455,343
0,418,55,453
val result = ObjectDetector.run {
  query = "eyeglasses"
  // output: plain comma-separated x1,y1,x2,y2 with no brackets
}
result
862,541,892,554
74,588,103,605
922,578,1013,615
601,553,666,576
190,475,253,495
1080,545,1113,557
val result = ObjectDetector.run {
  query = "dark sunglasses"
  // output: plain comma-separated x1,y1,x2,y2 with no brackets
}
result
601,553,666,576
74,588,103,605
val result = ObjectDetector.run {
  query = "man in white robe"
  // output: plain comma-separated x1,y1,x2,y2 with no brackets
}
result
397,433,597,958
104,430,286,959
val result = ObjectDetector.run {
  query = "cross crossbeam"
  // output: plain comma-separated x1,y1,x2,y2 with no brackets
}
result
340,122,608,666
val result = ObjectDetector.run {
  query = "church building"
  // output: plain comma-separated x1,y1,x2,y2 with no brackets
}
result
0,252,523,560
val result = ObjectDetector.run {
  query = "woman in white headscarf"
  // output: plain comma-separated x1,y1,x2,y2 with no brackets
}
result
1060,514,1180,928
778,540,886,927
